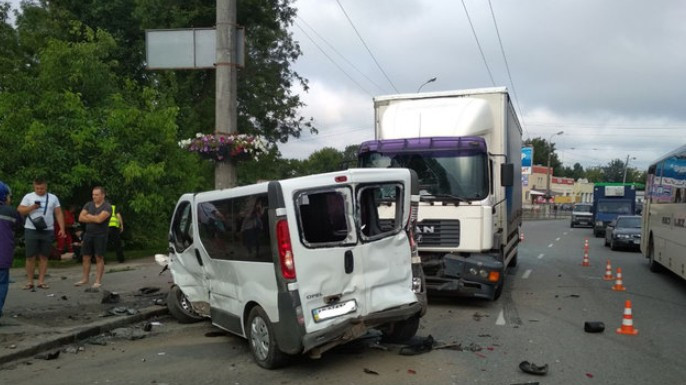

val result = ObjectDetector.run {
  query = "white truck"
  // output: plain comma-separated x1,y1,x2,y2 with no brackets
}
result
358,87,522,300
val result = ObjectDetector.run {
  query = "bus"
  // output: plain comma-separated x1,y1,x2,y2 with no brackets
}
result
641,144,686,279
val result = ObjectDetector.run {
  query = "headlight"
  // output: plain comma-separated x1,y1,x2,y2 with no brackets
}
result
596,221,604,226
411,277,422,293
617,234,630,239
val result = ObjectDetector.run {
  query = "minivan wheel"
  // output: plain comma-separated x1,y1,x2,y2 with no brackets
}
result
247,306,286,369
380,315,420,343
167,286,204,324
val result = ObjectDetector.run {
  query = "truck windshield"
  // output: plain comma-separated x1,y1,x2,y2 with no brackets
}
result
598,201,632,214
359,151,488,200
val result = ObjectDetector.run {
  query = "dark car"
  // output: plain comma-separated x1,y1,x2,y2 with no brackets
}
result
604,215,641,251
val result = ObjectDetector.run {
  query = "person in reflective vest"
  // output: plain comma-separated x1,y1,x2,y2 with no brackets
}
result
108,204,125,263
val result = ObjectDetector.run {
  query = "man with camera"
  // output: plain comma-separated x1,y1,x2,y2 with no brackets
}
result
17,178,66,290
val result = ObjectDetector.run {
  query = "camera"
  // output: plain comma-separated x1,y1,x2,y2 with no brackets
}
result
34,200,41,206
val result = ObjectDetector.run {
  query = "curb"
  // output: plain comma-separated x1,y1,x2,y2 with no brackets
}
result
0,306,169,366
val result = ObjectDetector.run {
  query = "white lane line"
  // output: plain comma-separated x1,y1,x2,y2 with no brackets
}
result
537,253,544,259
563,232,568,235
522,269,533,279
496,309,506,326
556,237,561,241
548,243,553,248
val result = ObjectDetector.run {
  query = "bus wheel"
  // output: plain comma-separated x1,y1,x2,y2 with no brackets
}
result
648,239,663,273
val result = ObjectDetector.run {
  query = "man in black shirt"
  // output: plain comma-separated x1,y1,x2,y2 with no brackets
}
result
75,186,112,289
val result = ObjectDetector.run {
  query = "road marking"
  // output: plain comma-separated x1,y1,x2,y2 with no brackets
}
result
556,237,561,241
563,232,568,235
522,269,532,279
496,309,506,325
537,253,544,259
548,243,553,248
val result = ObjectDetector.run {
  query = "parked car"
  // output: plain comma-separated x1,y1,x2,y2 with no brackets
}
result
604,215,642,251
570,203,593,228
162,168,426,368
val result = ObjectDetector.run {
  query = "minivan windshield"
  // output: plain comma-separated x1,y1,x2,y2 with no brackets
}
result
359,151,488,200
574,205,592,213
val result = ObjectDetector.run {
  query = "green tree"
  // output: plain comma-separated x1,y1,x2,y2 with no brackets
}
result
302,147,345,174
585,166,604,183
603,159,626,182
523,137,562,175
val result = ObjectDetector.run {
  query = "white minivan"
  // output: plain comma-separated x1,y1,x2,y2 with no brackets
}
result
164,168,426,368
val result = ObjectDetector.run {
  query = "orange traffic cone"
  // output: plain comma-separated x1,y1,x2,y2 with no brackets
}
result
612,267,626,291
603,260,614,281
584,239,589,252
520,231,524,242
581,250,590,267
616,300,638,335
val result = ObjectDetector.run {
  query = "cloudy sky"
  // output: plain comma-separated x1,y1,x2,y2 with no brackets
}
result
6,0,686,170
281,0,686,170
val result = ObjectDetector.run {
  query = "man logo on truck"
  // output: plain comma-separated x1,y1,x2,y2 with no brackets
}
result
416,225,435,234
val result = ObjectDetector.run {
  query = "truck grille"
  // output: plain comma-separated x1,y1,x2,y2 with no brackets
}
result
416,220,460,247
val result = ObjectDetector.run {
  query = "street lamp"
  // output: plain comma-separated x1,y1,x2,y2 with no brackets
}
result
417,77,437,93
622,155,637,184
546,130,564,201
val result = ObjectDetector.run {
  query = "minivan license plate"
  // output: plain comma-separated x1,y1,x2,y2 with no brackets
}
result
313,300,357,323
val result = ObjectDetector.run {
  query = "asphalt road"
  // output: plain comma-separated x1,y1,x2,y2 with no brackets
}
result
2,219,685,384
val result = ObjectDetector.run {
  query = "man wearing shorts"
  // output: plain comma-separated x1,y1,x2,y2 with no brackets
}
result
17,178,66,290
76,186,111,289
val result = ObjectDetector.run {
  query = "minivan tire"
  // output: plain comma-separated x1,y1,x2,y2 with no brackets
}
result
167,285,204,324
380,315,420,343
247,306,286,369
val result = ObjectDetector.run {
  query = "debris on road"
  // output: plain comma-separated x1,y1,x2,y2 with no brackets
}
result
34,350,60,360
101,290,121,304
137,287,161,295
584,321,605,333
399,335,434,356
519,361,549,375
473,312,489,321
363,368,379,375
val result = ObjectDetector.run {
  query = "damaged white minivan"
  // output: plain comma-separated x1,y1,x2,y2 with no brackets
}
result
162,168,426,368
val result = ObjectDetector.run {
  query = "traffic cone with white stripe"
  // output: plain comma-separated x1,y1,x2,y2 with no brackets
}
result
520,231,524,242
584,238,589,253
612,267,626,291
581,250,590,267
616,300,638,335
603,260,614,281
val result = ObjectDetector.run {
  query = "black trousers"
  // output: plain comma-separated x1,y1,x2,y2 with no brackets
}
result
108,227,125,262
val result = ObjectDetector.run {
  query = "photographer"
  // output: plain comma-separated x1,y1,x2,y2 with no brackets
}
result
17,178,65,290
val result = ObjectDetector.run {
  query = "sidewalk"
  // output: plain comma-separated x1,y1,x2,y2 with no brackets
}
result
0,256,172,365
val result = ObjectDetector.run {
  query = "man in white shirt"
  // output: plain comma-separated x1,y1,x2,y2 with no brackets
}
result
17,178,66,290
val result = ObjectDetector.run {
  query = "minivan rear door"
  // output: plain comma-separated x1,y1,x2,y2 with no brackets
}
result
284,175,364,333
351,170,417,314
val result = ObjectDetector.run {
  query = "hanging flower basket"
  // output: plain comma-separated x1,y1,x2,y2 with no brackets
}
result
178,133,271,162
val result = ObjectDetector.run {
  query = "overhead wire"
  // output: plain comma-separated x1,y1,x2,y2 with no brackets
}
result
294,21,373,97
335,0,399,93
487,0,528,138
460,0,496,87
297,15,387,94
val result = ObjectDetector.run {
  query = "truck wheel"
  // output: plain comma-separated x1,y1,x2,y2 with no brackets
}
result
604,236,609,247
167,286,204,324
570,222,574,228
493,275,505,300
648,239,663,273
246,306,286,369
381,315,420,343
508,253,518,268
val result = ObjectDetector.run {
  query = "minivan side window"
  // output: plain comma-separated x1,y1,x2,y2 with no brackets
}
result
171,201,193,252
197,194,271,262
358,183,403,240
296,189,354,247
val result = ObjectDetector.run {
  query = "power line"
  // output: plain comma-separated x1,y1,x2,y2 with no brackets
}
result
460,0,495,87
297,16,386,94
294,21,373,97
487,0,528,138
335,0,399,93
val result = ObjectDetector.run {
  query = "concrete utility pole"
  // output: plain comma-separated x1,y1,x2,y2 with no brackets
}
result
546,131,564,202
622,154,636,184
215,0,238,189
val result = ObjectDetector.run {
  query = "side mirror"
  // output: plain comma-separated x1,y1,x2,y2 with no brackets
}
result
501,163,514,187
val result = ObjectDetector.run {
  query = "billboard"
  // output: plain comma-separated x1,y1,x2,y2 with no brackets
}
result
521,147,533,175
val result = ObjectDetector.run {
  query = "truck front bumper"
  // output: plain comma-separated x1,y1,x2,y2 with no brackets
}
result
422,253,503,300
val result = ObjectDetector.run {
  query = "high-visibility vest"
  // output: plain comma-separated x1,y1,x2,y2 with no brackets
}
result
109,205,120,228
